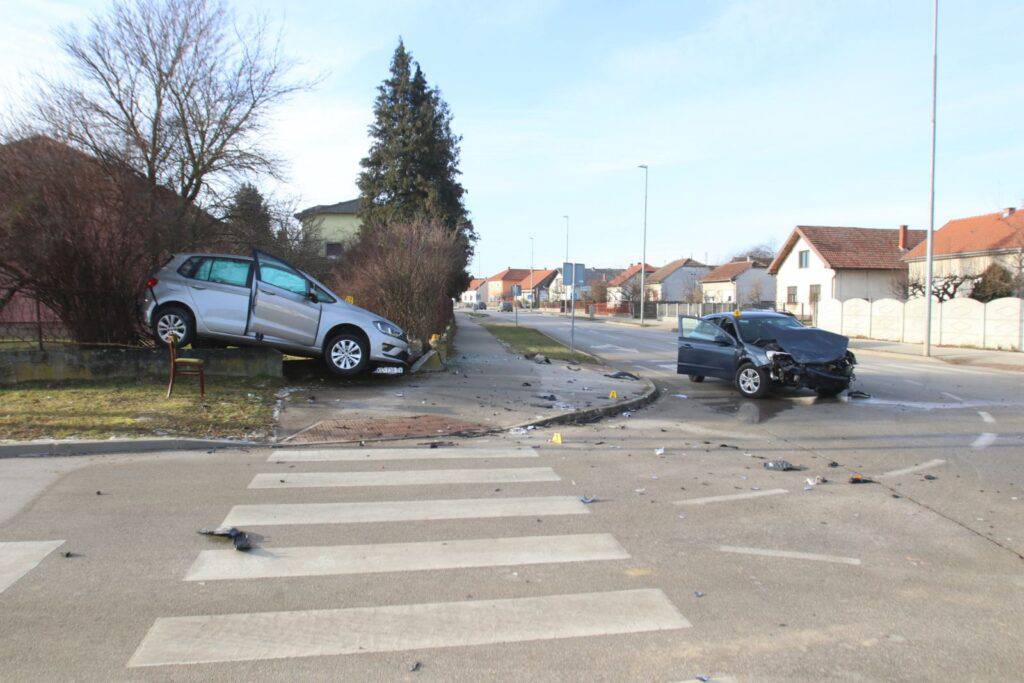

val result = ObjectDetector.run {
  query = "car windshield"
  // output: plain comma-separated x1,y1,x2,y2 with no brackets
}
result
735,316,802,343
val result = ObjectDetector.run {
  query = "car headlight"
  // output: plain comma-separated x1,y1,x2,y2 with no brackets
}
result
373,320,404,338
765,350,789,360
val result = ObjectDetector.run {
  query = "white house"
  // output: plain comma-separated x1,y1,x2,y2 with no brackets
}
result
460,278,486,306
644,258,710,301
606,263,656,303
768,225,926,315
700,259,775,304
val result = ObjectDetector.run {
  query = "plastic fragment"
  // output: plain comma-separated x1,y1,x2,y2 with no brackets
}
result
655,447,665,456
763,459,798,471
849,473,875,484
579,496,598,504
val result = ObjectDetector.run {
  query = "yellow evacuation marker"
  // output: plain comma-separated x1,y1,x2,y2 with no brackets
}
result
609,390,618,399
345,295,354,304
550,433,563,445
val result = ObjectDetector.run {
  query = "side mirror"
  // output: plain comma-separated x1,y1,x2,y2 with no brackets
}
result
306,290,319,303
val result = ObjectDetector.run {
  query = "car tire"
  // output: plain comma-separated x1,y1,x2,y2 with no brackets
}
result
324,331,369,377
735,362,770,399
153,305,194,348
688,374,705,383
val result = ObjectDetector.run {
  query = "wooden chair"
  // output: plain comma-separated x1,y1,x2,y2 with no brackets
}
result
166,335,205,398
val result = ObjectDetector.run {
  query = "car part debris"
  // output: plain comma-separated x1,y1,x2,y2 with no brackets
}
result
63,551,77,558
605,371,640,380
849,473,875,484
579,496,598,504
672,394,688,399
696,676,711,682
199,526,253,551
409,661,422,672
923,474,937,481
806,476,827,486
763,459,798,471
655,447,666,456
634,488,646,494
621,411,633,417
694,591,705,598
828,461,840,468
537,394,557,401
522,382,532,387
847,390,871,399
533,354,550,364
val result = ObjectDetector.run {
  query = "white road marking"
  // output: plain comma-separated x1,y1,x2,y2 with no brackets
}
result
0,540,64,594
878,459,946,478
248,467,561,489
128,589,690,667
267,447,537,462
673,489,788,506
222,496,589,527
901,378,926,386
941,391,964,402
591,344,640,354
718,545,861,566
185,533,629,581
978,411,995,424
972,433,997,449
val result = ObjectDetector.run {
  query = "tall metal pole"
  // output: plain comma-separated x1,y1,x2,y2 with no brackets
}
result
923,0,939,356
529,237,534,311
564,215,575,353
638,164,649,327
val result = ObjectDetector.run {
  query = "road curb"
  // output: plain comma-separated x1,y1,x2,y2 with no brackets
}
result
0,437,261,459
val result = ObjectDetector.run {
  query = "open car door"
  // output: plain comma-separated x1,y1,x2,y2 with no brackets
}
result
247,250,321,347
677,315,738,379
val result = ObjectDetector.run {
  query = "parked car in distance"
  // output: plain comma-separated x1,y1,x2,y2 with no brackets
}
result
474,301,487,310
676,311,856,398
500,301,513,312
142,251,409,376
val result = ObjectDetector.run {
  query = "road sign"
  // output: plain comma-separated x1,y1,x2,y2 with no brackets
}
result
562,263,587,287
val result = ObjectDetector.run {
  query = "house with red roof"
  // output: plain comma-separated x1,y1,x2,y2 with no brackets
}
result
768,225,926,311
644,258,710,302
903,208,1023,291
701,258,775,304
512,268,560,306
606,263,656,303
459,278,487,307
483,268,532,303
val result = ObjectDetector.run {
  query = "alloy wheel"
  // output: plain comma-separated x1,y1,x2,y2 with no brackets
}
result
157,314,187,343
331,339,363,370
738,367,761,395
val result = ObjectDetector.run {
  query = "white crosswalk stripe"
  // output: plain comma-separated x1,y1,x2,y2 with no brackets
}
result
248,466,561,489
128,589,689,667
268,447,538,462
0,540,64,595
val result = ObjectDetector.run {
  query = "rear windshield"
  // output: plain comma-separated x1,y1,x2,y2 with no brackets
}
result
736,316,802,342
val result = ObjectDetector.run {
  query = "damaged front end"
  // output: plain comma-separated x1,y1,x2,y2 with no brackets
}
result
764,346,856,394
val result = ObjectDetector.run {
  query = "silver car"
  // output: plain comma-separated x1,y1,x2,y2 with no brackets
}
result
141,251,409,376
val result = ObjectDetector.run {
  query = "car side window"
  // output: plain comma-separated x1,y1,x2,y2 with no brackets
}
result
207,259,251,287
311,284,336,303
260,262,308,296
718,319,738,338
681,319,722,342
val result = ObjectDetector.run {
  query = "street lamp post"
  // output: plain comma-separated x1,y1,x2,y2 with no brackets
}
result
638,164,649,327
529,237,534,311
924,0,939,357
564,215,576,354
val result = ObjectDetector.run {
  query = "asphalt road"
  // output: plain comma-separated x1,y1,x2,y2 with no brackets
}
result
1,311,1023,680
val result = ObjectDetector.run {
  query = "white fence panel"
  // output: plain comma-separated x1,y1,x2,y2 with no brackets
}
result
869,298,904,342
841,299,871,338
817,299,842,333
984,297,1023,351
939,297,984,348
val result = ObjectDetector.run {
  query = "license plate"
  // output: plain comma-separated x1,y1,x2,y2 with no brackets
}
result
374,366,405,375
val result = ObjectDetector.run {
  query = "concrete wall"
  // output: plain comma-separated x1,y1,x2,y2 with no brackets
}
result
0,346,283,385
817,296,1023,351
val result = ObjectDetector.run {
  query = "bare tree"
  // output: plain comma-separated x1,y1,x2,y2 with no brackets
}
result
732,240,777,263
888,270,910,300
907,273,976,302
30,0,310,222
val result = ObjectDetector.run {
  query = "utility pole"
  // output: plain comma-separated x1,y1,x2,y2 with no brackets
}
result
924,0,939,356
638,164,649,327
529,236,534,311
564,215,575,354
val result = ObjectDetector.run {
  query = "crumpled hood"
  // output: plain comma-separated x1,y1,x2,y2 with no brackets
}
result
770,326,849,364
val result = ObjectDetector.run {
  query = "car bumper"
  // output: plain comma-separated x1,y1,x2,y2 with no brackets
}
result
372,338,410,366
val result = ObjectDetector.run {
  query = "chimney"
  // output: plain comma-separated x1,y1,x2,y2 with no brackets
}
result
898,224,908,250
1002,207,1016,219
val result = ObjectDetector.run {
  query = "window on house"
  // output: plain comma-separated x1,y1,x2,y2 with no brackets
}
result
324,242,344,259
786,286,797,304
798,250,810,268
809,284,821,303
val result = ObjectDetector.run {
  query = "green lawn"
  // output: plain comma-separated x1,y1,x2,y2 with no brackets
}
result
0,377,280,441
480,323,598,364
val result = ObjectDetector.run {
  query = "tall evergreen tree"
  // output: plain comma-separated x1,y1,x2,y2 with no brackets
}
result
357,40,474,259
224,183,276,249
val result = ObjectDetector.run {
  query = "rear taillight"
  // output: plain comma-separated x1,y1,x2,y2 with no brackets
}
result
146,277,158,288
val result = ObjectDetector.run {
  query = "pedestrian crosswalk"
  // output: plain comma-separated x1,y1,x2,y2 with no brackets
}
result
129,445,690,669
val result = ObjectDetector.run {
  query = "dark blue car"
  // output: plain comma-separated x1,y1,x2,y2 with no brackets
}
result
677,311,856,398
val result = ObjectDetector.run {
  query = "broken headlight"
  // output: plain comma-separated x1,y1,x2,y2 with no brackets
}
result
765,350,790,361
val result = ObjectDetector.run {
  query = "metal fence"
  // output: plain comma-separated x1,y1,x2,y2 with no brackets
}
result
655,301,777,320
0,290,154,350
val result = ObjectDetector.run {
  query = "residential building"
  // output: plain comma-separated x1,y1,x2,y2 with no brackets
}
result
768,225,926,311
294,198,361,258
460,278,486,306
484,268,532,303
904,208,1024,291
513,269,559,306
606,263,656,303
700,258,775,304
644,258,710,301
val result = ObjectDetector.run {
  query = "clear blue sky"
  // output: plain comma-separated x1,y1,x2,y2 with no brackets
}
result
2,1,1022,277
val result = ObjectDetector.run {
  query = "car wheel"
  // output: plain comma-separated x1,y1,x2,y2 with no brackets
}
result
324,332,369,376
688,374,705,383
735,362,770,399
153,305,194,347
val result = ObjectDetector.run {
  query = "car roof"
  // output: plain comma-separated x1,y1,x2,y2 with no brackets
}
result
174,252,254,261
703,311,787,320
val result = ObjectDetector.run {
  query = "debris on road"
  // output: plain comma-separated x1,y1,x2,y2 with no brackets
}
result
579,495,598,504
634,488,646,495
63,551,77,558
849,473,875,484
828,461,841,468
847,390,871,399
655,447,665,456
621,411,633,418
605,371,640,380
409,661,422,673
694,591,705,598
923,474,938,481
199,526,253,551
763,459,799,471
672,394,688,399
806,476,827,487
536,394,557,401
533,354,551,364
522,382,532,387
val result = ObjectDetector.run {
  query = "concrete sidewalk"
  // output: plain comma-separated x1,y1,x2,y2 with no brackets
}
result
273,315,654,445
849,338,1024,371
